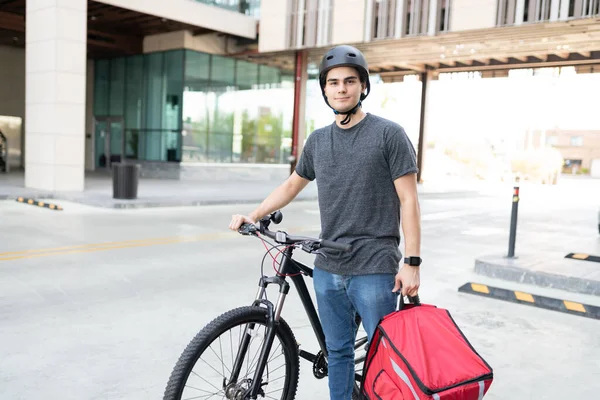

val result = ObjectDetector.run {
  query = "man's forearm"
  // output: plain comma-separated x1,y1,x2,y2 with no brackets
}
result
249,181,298,222
401,198,421,258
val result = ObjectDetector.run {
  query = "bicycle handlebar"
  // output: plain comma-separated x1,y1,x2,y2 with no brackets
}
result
238,221,352,254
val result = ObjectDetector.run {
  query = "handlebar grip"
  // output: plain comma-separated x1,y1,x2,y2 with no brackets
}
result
320,239,352,252
238,223,258,235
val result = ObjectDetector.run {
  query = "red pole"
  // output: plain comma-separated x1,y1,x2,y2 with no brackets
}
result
290,50,303,174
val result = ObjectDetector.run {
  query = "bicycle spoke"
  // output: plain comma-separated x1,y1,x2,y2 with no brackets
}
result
183,384,225,399
189,370,223,393
245,329,265,377
183,393,224,400
218,337,226,378
266,342,282,363
208,342,232,376
197,356,228,380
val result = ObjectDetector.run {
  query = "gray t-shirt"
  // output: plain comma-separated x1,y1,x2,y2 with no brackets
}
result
295,113,418,276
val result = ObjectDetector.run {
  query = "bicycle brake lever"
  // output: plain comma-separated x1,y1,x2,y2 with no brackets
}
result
313,249,328,259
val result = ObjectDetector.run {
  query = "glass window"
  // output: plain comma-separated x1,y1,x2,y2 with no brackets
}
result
183,50,211,162
185,50,211,91
194,0,261,17
144,52,164,161
94,59,109,116
164,50,184,161
211,55,236,88
109,57,125,116
259,65,281,87
125,55,144,159
236,60,258,90
570,136,583,146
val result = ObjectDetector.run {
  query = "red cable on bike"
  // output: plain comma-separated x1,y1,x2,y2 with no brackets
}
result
257,233,302,277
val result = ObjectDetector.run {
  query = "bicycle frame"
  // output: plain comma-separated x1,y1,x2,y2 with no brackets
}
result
228,246,329,399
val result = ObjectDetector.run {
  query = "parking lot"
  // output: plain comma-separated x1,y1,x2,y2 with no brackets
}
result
1,176,599,399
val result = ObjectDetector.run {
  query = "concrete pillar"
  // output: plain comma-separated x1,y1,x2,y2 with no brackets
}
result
559,0,570,20
416,70,433,184
428,0,438,36
290,50,308,175
515,0,525,25
25,0,87,191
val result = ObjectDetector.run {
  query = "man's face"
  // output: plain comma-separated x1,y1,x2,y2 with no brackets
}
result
324,67,365,113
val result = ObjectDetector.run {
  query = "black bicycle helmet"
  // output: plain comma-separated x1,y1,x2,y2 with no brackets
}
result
319,45,371,125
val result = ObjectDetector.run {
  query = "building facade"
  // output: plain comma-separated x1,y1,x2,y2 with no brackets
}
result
0,0,599,191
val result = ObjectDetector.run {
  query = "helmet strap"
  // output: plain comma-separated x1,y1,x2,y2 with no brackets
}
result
326,99,362,126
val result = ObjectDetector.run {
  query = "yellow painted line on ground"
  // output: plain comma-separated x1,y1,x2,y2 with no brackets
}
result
0,236,189,257
514,291,535,303
0,232,237,262
563,301,586,313
470,283,490,294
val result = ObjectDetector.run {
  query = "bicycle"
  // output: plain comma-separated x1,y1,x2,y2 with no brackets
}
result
163,210,369,400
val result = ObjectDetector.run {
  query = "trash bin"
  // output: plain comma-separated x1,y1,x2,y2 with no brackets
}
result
112,163,140,200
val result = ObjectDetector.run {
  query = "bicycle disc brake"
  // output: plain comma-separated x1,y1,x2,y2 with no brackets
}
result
313,350,328,379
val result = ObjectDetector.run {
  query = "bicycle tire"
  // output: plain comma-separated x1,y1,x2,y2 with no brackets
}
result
163,306,299,400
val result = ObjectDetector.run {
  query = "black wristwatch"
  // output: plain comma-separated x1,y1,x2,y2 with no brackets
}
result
404,256,422,267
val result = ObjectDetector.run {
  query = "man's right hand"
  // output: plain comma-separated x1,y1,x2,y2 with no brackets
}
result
229,214,257,231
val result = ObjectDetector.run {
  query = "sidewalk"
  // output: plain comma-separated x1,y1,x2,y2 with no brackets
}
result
0,170,488,209
474,252,600,296
472,176,600,297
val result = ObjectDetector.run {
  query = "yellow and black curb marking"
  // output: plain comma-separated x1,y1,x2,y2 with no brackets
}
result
565,253,600,263
16,197,63,211
458,282,600,320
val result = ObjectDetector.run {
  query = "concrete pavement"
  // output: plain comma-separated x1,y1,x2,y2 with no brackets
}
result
1,178,600,399
0,170,492,208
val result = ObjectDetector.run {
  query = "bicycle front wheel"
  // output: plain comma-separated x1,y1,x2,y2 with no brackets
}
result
164,306,299,400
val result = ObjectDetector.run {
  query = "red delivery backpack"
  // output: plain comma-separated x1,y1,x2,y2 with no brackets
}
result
361,296,493,400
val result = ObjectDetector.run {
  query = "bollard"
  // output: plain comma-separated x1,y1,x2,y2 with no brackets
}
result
507,185,520,258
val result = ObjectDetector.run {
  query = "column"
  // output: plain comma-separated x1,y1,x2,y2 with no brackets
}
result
290,50,308,175
515,0,525,24
428,0,438,35
416,70,433,184
25,0,87,191
559,0,570,20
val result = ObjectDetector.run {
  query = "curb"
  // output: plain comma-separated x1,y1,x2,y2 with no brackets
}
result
474,257,600,296
458,282,600,320
15,197,63,211
565,253,600,263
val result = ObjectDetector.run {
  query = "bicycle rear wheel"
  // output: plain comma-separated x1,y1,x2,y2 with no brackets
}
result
164,306,299,400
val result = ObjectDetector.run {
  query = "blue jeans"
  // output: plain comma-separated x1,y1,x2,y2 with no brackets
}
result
313,267,397,400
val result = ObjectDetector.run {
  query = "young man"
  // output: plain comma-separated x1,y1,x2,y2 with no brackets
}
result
229,45,421,400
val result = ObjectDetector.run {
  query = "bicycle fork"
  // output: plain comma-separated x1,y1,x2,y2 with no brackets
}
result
228,275,290,399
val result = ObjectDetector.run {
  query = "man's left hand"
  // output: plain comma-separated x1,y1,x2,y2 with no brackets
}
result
392,265,420,297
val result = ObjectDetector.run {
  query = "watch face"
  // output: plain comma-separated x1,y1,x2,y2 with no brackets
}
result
405,257,421,266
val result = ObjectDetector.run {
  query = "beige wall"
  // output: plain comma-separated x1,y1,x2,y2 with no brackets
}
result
331,0,367,45
450,0,497,31
533,129,600,170
96,0,257,39
0,46,95,171
258,0,288,52
144,30,246,54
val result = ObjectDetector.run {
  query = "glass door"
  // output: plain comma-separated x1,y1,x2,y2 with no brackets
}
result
94,117,124,169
